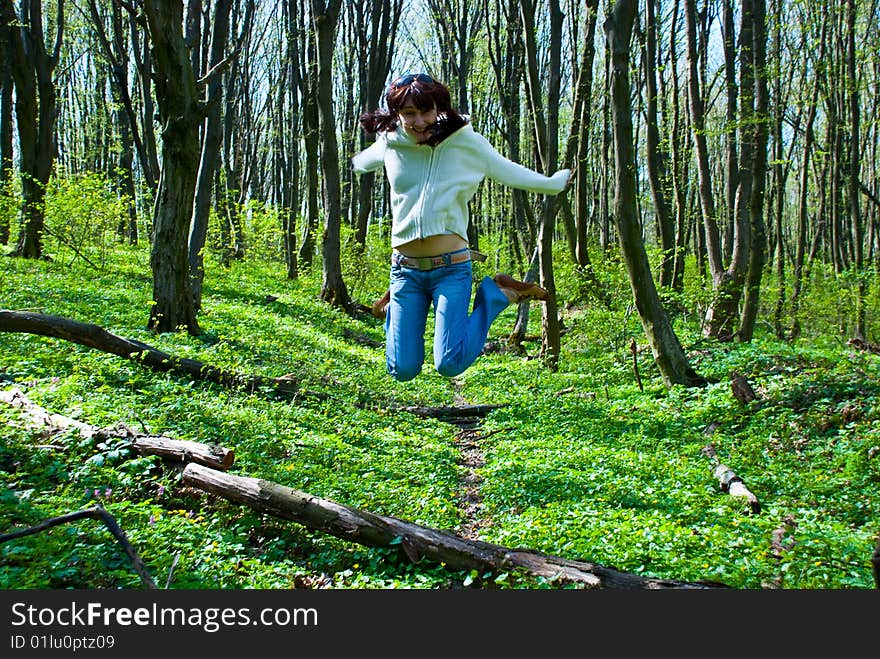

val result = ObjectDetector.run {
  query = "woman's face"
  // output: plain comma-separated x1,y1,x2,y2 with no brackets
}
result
397,99,438,143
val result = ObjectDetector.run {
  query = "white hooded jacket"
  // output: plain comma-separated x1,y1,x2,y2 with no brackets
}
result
351,123,570,248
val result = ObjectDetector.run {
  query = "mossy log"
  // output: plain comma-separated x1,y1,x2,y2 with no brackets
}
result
182,462,729,590
0,309,321,400
1,387,234,470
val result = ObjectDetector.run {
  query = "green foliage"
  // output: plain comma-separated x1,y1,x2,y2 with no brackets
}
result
1,232,879,590
43,170,133,267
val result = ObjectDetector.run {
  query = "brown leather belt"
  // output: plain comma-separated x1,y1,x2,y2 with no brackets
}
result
392,248,486,271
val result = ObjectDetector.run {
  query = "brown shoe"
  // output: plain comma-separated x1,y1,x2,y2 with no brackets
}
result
371,289,390,319
493,273,549,303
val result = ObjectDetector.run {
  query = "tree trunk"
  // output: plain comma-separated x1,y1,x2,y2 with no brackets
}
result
142,0,203,334
312,0,351,311
0,12,12,246
667,0,688,292
520,0,562,371
282,0,301,279
845,0,865,340
738,0,769,342
721,0,739,265
130,10,160,197
789,19,824,339
189,0,237,311
605,0,705,388
352,0,402,248
643,0,675,289
298,4,320,269
0,387,235,472
1,0,64,260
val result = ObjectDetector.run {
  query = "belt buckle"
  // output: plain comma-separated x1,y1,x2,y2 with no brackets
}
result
417,256,434,270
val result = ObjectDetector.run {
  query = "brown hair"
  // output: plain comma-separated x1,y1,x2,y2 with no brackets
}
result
359,75,468,146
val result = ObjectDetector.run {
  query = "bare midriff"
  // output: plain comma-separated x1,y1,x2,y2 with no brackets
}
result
396,234,468,257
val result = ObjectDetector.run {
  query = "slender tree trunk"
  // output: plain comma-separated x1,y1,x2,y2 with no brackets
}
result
559,0,600,282
687,0,750,341
643,0,674,288
739,0,769,342
298,1,320,269
0,11,13,246
605,0,705,388
846,0,865,340
129,12,160,197
142,0,202,334
722,0,739,265
312,0,351,310
283,0,302,279
189,0,237,312
668,0,688,292
1,0,64,260
520,0,563,371
685,0,722,288
353,0,402,249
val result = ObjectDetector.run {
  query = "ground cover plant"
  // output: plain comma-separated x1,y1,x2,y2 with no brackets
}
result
1,234,879,590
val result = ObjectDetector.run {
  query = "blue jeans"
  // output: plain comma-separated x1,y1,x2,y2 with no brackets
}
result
385,258,510,381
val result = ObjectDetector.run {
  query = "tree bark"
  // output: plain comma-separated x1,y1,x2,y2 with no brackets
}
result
738,0,770,342
312,0,351,311
142,0,202,334
0,8,12,246
189,0,237,311
605,0,705,388
702,444,761,514
0,387,235,471
642,0,675,288
519,0,563,371
182,462,727,589
1,0,64,259
0,310,322,401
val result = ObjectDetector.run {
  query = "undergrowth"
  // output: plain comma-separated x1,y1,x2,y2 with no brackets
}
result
1,230,878,590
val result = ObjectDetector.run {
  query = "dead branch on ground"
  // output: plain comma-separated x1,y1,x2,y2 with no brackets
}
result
0,505,157,589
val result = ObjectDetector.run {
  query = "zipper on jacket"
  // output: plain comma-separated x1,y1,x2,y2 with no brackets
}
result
415,145,438,240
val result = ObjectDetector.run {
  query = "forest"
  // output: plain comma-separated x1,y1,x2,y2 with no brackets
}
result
1,0,879,590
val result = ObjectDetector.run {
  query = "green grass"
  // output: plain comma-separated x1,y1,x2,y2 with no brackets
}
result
1,237,878,590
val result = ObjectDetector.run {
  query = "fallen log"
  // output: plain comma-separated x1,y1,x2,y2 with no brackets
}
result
702,443,761,514
0,309,324,401
182,462,728,589
396,404,507,420
848,337,880,355
1,387,234,470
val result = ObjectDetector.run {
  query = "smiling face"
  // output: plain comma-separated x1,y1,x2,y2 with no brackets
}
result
397,100,438,143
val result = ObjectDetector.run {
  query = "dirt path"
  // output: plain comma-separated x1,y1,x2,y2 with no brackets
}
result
450,379,486,541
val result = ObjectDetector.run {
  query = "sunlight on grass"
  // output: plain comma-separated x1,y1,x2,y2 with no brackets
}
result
1,237,878,589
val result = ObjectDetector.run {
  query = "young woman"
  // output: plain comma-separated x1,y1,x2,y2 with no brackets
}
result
352,72,571,382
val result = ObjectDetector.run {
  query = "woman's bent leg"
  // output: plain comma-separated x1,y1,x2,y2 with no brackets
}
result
434,270,509,377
